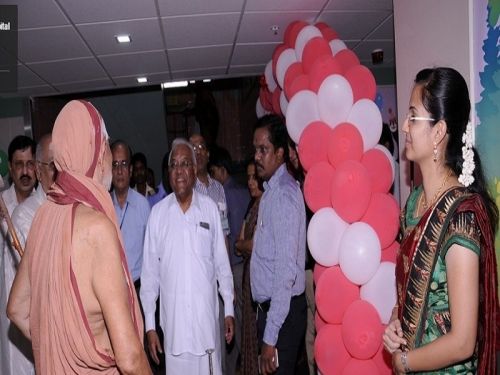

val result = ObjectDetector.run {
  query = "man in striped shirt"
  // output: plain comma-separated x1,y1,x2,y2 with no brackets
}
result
250,115,307,375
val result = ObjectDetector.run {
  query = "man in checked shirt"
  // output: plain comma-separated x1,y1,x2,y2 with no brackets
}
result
251,115,307,375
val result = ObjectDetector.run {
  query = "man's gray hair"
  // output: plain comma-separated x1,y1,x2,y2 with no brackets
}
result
168,138,197,167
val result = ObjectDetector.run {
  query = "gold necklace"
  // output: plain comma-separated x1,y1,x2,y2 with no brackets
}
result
422,169,453,210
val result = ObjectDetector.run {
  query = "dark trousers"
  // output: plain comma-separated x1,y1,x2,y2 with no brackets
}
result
256,293,307,375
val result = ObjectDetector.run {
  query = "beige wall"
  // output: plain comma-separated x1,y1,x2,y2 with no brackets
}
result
393,0,473,203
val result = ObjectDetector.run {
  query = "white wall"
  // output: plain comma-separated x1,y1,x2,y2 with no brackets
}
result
393,0,472,203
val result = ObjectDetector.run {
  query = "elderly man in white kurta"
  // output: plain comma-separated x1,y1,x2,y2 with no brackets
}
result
141,138,234,375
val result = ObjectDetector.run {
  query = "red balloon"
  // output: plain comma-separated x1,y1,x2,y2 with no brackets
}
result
302,37,332,74
259,86,273,112
314,22,330,31
283,62,304,97
313,263,328,284
336,49,361,73
315,311,328,332
285,74,310,101
314,22,339,41
330,160,372,223
315,324,351,375
308,55,343,92
284,20,308,48
342,359,379,375
271,87,282,116
316,265,360,324
361,148,393,194
361,193,400,248
298,121,330,171
381,241,399,263
341,300,383,359
372,336,393,374
272,44,288,83
327,123,364,168
344,64,377,102
304,161,335,212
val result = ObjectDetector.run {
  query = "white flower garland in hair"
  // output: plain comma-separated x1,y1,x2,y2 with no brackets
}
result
458,122,475,187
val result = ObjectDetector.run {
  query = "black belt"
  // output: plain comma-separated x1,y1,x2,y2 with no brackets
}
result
257,293,305,313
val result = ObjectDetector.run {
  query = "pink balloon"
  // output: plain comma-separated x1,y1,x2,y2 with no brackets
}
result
316,265,359,323
341,300,383,359
361,148,393,194
285,90,320,143
327,123,364,168
315,324,351,375
336,49,360,73
272,43,288,82
259,86,273,112
279,89,288,115
329,39,347,55
347,99,383,151
381,241,399,263
313,263,328,284
295,25,323,61
256,98,269,118
284,20,308,48
286,74,310,101
298,121,330,171
318,74,353,129
302,37,332,74
342,359,379,375
373,338,393,375
361,193,399,248
360,262,397,324
344,64,376,102
283,62,304,99
276,48,298,89
304,161,335,213
315,311,328,332
308,55,343,93
264,60,277,93
271,87,282,116
330,160,372,223
338,222,381,285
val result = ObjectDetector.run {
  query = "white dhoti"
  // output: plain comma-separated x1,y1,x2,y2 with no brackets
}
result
166,351,222,375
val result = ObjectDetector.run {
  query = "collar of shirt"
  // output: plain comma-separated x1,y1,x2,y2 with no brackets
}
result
263,163,287,191
111,187,133,209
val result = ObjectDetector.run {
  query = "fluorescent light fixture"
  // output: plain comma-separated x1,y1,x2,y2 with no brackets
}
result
203,79,211,83
189,80,195,84
161,80,188,89
116,34,131,43
137,77,148,83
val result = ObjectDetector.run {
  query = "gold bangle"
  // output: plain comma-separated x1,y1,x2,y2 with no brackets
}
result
400,351,411,373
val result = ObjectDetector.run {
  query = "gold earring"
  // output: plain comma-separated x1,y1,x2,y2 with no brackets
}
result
433,142,438,162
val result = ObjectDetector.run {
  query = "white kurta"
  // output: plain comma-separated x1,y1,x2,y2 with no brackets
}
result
0,184,35,375
12,185,46,249
141,191,234,372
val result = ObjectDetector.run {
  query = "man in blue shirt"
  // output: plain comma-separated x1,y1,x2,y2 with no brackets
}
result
250,115,307,375
148,152,171,208
110,140,151,292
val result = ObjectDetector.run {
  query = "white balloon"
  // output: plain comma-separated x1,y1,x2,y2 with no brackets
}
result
276,48,297,89
294,25,322,61
285,90,320,144
347,99,383,151
374,144,395,186
329,39,347,56
308,207,349,266
256,98,269,118
360,262,396,324
279,89,289,115
318,74,353,129
338,222,381,285
264,60,277,92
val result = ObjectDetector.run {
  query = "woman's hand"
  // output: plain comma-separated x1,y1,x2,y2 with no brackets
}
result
383,318,406,353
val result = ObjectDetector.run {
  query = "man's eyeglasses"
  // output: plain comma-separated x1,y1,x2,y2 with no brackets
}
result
169,160,193,170
112,160,130,169
37,160,56,172
192,144,207,153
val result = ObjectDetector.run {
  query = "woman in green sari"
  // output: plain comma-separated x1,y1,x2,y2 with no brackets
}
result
382,67,498,374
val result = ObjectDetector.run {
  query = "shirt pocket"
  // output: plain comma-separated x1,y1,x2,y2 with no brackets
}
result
195,225,213,260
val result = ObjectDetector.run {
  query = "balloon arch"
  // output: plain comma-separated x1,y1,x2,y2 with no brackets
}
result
257,21,399,374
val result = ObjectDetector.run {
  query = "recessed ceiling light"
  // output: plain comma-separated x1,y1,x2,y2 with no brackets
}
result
161,81,188,89
116,34,131,43
137,77,148,83
202,79,211,83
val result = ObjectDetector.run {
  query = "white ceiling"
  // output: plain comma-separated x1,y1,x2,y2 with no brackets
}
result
7,0,394,97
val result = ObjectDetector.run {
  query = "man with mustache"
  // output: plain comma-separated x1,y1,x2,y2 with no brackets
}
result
0,135,37,375
251,115,307,375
